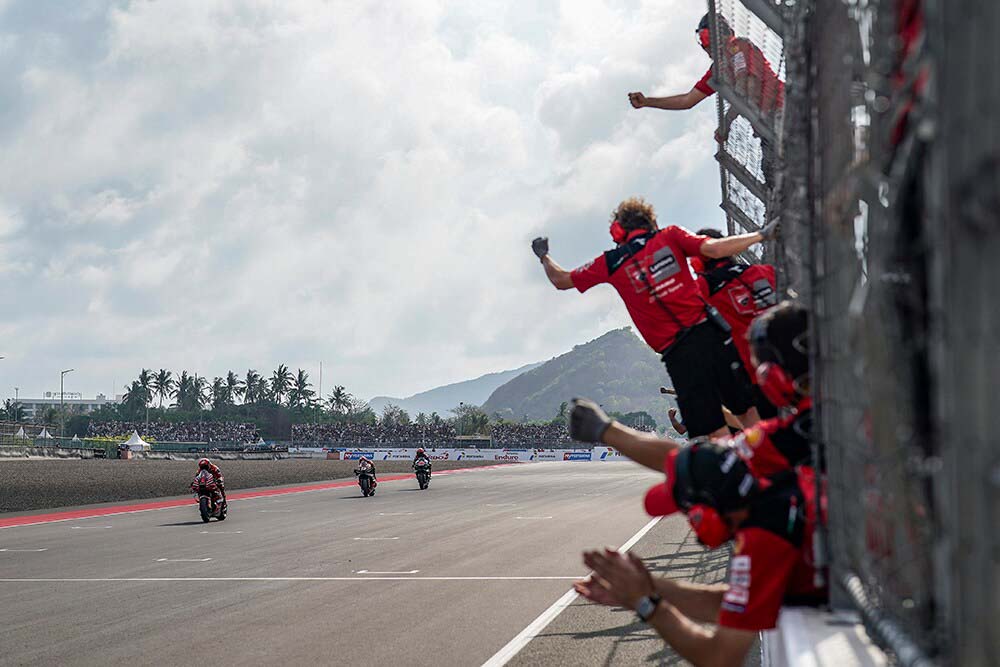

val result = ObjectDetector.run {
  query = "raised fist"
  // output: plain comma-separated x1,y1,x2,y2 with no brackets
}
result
531,237,549,260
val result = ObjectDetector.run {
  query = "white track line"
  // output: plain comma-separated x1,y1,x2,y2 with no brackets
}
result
0,576,582,582
481,516,662,667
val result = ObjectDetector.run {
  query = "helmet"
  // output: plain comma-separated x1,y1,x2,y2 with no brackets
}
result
416,448,425,455
358,456,370,463
198,458,212,470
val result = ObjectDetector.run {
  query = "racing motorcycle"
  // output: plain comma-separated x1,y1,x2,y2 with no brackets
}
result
191,469,228,522
414,458,431,490
355,462,378,497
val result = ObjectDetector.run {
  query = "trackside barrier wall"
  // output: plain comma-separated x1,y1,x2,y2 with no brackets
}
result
326,448,596,462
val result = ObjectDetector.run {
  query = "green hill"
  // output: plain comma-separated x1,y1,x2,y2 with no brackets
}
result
481,328,677,425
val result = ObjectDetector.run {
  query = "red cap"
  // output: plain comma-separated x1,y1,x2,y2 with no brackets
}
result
643,449,682,516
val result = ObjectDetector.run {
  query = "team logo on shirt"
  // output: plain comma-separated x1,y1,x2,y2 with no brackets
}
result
752,279,777,308
649,246,681,282
722,554,751,612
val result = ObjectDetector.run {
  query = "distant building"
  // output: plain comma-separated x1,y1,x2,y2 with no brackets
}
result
19,393,117,420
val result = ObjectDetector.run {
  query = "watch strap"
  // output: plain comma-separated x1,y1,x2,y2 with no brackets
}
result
636,594,662,622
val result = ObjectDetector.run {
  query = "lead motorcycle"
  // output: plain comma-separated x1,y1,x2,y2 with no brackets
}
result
191,469,228,522
414,458,431,490
355,460,378,497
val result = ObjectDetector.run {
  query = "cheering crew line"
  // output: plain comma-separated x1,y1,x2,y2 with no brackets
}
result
567,303,821,667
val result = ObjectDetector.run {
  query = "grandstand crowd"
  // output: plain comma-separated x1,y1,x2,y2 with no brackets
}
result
291,421,458,444
87,421,259,443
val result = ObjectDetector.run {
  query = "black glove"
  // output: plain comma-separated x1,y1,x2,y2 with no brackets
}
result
759,218,779,241
531,237,549,260
569,398,613,443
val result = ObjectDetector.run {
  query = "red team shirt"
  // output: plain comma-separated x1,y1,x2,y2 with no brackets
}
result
698,262,777,382
695,37,785,116
718,468,827,632
570,227,710,352
717,408,826,631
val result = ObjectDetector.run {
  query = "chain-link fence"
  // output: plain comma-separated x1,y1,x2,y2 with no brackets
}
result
710,0,999,664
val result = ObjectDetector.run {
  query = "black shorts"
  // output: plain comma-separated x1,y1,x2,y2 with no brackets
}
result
752,383,779,420
661,322,755,437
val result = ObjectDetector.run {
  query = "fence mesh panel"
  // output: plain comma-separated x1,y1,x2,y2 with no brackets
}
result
708,0,787,258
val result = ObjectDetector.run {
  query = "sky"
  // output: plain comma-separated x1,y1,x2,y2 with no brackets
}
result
0,0,726,403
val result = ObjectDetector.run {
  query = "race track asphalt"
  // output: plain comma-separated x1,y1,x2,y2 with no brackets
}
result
0,462,731,666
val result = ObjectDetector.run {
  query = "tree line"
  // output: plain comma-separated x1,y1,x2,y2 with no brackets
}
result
1,367,658,439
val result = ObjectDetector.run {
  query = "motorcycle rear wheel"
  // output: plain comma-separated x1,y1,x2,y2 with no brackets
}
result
199,497,210,523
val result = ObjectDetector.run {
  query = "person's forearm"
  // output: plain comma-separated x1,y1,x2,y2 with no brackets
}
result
700,231,763,259
646,602,727,667
654,577,727,623
601,423,680,472
541,255,574,290
642,94,695,111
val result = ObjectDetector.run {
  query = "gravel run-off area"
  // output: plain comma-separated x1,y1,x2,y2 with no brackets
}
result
0,459,505,513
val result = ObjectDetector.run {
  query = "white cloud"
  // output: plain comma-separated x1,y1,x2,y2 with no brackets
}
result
0,0,723,401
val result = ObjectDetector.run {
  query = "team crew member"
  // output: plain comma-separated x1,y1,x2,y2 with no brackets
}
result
628,14,784,185
695,228,779,419
575,441,826,667
532,197,774,439
568,302,815,480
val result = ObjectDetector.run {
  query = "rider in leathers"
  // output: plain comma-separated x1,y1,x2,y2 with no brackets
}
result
191,457,227,506
413,447,432,472
355,456,378,489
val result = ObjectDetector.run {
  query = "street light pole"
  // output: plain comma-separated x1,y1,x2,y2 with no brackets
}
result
60,369,74,437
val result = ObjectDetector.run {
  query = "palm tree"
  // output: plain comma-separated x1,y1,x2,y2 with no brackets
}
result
210,377,226,410
270,364,292,405
326,385,352,415
192,374,208,410
122,380,148,419
243,369,262,404
151,369,175,408
136,369,153,406
171,371,205,412
287,369,316,408
2,398,25,422
225,371,244,405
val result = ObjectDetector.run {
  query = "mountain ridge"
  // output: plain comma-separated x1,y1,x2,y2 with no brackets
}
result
482,328,676,424
367,361,543,416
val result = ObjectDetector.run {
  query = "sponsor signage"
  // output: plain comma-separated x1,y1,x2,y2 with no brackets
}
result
562,451,593,461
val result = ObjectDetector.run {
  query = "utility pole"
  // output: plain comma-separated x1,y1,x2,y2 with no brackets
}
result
60,368,74,437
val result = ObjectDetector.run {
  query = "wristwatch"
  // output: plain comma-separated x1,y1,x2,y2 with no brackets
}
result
635,594,662,623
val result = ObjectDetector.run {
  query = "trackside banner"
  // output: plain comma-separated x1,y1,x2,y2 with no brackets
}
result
326,448,593,462
592,447,627,461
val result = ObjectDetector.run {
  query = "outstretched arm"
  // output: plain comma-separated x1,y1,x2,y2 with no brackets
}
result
541,255,574,290
699,223,776,259
578,549,755,667
569,399,681,473
629,88,708,111
532,237,574,290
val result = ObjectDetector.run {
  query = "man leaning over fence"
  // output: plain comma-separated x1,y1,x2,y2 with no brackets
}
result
628,14,784,187
567,303,821,666
532,197,775,439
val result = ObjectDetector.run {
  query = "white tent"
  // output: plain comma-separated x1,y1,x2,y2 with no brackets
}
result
122,431,151,451
37,428,54,440
71,435,81,443
257,437,266,445
14,426,28,439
